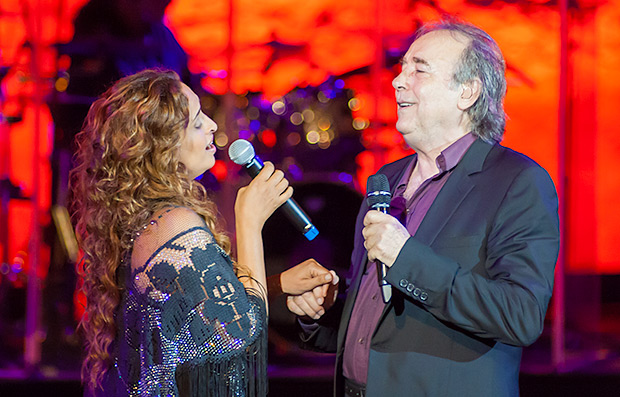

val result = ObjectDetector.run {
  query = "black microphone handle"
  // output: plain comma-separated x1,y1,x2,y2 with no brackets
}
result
370,203,392,303
243,155,318,239
244,157,263,178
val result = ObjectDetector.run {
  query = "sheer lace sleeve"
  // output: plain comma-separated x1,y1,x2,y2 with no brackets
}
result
113,207,267,396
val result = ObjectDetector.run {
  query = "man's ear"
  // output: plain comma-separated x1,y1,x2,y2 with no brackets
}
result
457,78,481,111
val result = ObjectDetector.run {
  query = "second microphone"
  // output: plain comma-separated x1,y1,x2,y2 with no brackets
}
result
228,139,319,241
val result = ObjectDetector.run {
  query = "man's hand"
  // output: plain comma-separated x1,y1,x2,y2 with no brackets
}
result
362,210,410,267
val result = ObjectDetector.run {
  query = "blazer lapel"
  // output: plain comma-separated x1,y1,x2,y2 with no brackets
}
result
338,156,415,350
414,139,492,246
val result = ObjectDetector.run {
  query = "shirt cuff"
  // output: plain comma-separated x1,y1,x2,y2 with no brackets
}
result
298,318,320,334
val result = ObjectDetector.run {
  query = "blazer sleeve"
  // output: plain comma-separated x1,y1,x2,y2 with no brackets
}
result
296,294,347,353
385,164,560,346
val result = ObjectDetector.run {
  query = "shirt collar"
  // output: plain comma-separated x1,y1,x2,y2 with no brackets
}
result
437,132,477,173
395,133,477,191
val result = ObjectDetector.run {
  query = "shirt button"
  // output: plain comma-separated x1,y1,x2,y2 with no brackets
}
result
358,338,364,344
372,294,378,301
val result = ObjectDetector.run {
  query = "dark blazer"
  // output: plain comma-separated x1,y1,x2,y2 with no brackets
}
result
301,139,560,397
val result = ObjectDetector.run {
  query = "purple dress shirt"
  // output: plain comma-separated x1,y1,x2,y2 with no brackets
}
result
342,133,476,385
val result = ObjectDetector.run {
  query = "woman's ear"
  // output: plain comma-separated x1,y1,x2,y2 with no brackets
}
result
457,78,482,111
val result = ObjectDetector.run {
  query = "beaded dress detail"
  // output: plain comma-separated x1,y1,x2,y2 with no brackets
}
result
100,207,267,396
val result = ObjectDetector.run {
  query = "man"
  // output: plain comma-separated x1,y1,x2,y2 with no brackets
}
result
287,20,560,397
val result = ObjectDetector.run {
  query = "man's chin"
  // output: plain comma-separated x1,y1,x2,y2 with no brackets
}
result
395,121,414,136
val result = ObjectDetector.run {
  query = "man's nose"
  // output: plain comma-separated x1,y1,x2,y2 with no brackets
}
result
392,73,405,90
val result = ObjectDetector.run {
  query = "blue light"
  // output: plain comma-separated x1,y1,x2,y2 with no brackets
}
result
288,164,303,181
338,172,353,184
335,79,345,89
239,130,252,140
249,120,261,131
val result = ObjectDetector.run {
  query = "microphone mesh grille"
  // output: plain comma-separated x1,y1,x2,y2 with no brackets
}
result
228,139,255,165
366,174,391,208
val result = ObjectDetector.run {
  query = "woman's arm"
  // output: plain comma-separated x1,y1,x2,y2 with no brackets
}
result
234,162,292,310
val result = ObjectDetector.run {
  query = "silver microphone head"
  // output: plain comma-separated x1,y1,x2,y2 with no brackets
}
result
228,139,255,165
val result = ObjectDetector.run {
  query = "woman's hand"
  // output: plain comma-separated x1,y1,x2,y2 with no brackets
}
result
234,161,293,232
280,258,338,296
286,265,339,321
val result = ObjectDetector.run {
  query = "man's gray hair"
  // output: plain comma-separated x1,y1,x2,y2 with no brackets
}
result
414,20,507,143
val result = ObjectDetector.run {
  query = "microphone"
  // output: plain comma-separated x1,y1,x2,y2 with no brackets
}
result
366,174,392,303
228,139,319,241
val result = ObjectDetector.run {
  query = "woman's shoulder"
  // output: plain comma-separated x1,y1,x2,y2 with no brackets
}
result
143,206,212,242
152,206,206,229
131,206,210,269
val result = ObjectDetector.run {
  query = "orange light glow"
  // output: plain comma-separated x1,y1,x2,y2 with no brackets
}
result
0,0,619,276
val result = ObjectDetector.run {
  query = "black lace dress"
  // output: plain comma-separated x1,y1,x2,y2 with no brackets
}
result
97,207,267,396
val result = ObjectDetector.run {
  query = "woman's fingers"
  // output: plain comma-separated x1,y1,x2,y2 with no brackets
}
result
236,162,294,229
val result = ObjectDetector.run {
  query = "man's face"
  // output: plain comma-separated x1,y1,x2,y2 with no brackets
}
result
392,30,469,149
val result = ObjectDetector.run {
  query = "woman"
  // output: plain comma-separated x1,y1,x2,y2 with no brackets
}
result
71,68,335,396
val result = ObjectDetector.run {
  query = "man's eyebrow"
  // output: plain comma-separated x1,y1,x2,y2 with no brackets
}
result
399,56,430,67
412,57,430,67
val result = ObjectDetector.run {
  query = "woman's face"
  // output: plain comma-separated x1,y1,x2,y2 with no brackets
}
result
178,84,218,179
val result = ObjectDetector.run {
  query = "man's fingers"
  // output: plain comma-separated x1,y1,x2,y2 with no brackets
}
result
288,292,325,319
286,296,308,317
287,296,321,319
363,209,383,226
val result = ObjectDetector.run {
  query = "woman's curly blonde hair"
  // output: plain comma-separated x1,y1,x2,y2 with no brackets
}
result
69,68,231,392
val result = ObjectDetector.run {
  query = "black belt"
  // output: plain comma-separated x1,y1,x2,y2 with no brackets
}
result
344,378,366,397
